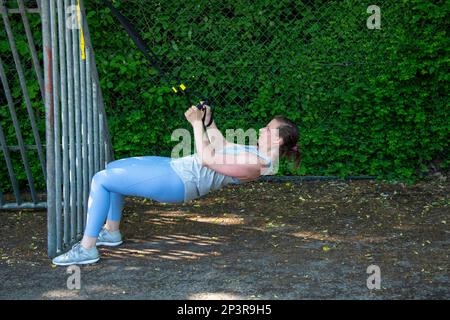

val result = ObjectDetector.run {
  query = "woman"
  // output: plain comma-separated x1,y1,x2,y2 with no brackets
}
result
52,104,301,265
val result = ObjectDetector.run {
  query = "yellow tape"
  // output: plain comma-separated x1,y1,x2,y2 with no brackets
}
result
180,83,186,91
76,0,85,60
172,87,178,93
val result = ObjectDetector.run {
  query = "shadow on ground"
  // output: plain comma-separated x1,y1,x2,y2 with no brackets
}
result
0,176,448,299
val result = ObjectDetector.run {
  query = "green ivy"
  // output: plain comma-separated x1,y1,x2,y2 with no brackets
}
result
0,0,449,193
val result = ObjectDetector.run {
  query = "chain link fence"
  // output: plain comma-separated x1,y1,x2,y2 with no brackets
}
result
85,0,399,158
0,0,446,257
1,0,446,194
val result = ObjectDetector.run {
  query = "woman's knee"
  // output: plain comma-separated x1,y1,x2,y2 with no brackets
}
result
91,170,108,186
106,159,122,170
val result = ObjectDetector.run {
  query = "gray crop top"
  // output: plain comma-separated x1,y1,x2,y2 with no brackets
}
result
169,145,273,202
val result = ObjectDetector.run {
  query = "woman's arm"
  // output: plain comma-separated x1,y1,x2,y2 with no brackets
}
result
192,121,216,165
193,121,262,179
205,120,228,150
203,105,244,150
187,106,262,180
206,153,263,180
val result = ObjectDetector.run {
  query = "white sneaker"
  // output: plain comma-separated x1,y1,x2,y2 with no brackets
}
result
97,227,123,247
52,243,99,266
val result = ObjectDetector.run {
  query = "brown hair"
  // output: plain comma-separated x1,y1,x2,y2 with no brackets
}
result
274,115,301,170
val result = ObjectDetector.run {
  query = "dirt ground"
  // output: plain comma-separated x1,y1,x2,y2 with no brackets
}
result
0,175,448,300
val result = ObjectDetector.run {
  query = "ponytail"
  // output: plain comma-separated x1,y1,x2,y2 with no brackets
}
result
286,143,301,170
274,115,301,170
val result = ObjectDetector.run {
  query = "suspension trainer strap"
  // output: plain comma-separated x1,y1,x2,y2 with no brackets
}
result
102,0,214,127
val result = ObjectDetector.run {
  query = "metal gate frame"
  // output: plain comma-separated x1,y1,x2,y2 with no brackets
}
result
1,0,46,209
1,0,114,258
42,0,113,258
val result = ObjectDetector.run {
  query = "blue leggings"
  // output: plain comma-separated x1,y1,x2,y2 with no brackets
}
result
84,156,185,237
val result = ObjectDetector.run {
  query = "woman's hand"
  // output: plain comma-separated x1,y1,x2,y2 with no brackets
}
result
184,105,204,125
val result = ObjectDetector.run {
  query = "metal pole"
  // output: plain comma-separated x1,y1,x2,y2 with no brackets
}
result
50,0,62,253
1,5,39,204
99,112,105,167
17,0,45,102
64,0,76,244
57,0,70,247
78,0,114,165
41,0,56,258
78,2,88,228
1,1,46,183
0,122,21,205
0,59,22,205
86,45,94,196
71,0,82,237
93,81,99,173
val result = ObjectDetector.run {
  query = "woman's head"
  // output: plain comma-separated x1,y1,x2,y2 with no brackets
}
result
258,115,301,170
